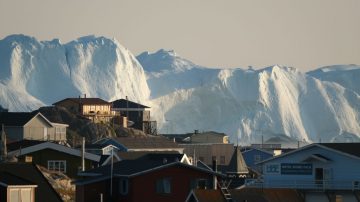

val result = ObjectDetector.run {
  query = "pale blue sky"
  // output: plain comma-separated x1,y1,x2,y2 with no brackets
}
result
0,0,359,71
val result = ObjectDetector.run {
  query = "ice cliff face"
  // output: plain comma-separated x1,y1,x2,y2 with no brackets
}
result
0,35,150,111
138,50,360,144
0,34,359,144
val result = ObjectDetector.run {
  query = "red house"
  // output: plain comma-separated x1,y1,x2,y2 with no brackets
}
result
75,154,224,202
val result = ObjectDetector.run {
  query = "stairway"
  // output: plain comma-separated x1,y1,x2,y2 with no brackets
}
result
219,180,233,202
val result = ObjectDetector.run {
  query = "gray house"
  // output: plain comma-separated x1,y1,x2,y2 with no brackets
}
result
0,112,68,142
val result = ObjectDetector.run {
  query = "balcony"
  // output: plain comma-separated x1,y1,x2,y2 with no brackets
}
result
244,179,360,191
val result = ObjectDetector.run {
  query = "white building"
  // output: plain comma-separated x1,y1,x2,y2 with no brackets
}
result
245,143,360,202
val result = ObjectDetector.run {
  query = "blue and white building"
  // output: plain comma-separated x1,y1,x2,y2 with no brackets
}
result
245,143,360,201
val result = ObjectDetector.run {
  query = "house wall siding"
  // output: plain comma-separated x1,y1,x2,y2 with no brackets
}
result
243,149,273,171
23,116,52,141
181,144,234,165
18,148,95,178
124,166,213,202
263,146,360,183
191,134,225,144
76,165,216,202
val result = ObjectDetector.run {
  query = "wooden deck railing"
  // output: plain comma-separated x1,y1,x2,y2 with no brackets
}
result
244,179,360,191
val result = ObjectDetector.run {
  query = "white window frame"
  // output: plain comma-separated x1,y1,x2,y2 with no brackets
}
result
47,160,66,173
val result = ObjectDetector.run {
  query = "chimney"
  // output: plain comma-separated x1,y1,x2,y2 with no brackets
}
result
212,159,217,190
81,137,85,171
84,94,86,98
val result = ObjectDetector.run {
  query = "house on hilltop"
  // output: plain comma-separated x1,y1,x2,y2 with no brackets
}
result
111,98,156,134
53,97,114,123
0,112,68,142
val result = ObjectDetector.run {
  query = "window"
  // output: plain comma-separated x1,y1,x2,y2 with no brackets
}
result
266,164,279,174
190,179,209,190
9,188,33,202
119,178,128,195
220,156,225,165
156,178,171,194
48,160,66,173
199,157,204,162
254,155,261,163
212,156,216,161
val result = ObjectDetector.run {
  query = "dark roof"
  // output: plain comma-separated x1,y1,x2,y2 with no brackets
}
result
0,112,38,126
85,153,185,176
0,163,62,202
53,98,110,105
0,171,36,186
230,188,303,202
192,131,228,137
190,189,227,202
320,143,360,158
7,140,46,152
111,99,150,109
227,146,249,174
81,153,220,179
117,151,181,160
114,136,182,150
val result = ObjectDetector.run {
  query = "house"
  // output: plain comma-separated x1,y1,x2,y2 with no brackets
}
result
0,163,63,202
0,112,68,142
75,155,224,202
7,140,100,178
0,171,37,202
53,97,114,123
246,143,360,201
180,143,234,166
241,147,273,172
111,98,156,134
190,131,229,144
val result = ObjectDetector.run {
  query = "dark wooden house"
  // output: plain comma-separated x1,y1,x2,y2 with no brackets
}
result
76,154,224,202
7,140,100,178
0,163,63,202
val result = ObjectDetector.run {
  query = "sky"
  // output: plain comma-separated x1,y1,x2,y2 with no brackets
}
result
0,0,359,71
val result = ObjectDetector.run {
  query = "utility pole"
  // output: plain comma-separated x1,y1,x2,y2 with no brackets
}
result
110,147,114,198
82,137,85,172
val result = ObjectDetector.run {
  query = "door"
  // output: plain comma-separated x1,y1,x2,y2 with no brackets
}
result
43,127,48,140
315,168,323,187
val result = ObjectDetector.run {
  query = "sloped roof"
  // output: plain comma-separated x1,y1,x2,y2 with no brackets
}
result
7,140,46,152
320,143,360,158
187,189,227,202
53,98,110,105
0,171,36,187
79,154,222,180
117,150,181,160
0,163,62,202
0,112,38,126
114,136,182,150
227,146,249,174
111,99,150,109
259,143,360,165
7,141,101,162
